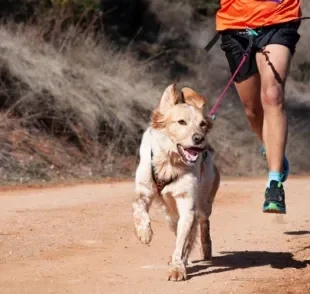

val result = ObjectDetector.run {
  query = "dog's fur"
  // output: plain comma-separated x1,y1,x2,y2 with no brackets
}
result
132,84,220,281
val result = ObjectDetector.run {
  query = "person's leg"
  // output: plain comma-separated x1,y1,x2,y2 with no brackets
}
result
256,44,291,174
219,27,296,214
234,64,291,184
255,44,292,213
257,21,300,182
220,33,264,140
235,58,290,186
234,73,263,141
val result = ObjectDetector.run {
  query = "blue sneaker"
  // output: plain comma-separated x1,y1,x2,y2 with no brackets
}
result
263,180,286,214
260,146,289,183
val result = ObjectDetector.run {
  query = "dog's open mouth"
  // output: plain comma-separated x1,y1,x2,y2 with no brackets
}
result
177,144,205,165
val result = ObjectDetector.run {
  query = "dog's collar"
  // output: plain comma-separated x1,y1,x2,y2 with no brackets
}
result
151,149,210,195
151,150,177,195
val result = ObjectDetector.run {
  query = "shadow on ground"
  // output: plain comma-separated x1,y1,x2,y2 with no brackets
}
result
187,250,310,279
284,230,310,236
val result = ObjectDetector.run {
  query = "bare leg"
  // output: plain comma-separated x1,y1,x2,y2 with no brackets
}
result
256,44,292,172
234,73,264,141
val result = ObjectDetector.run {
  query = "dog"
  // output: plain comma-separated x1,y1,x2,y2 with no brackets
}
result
132,84,220,281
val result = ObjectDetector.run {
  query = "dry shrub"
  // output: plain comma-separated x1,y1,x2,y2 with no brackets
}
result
0,23,160,182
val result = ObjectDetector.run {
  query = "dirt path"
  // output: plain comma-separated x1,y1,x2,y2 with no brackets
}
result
0,178,309,294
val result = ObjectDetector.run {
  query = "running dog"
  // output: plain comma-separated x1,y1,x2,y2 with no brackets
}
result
132,84,220,281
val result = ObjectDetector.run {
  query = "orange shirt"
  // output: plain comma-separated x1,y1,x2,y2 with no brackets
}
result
216,0,302,31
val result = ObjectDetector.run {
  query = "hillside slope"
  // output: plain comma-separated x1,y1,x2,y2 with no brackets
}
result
0,1,309,183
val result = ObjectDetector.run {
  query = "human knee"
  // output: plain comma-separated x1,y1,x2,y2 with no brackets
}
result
261,84,284,108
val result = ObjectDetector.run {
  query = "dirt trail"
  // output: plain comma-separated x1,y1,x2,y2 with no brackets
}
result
0,178,309,294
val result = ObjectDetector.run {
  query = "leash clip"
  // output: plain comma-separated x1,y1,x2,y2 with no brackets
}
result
246,27,258,37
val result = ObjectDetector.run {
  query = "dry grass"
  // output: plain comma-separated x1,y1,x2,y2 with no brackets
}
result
0,1,309,184
0,23,161,182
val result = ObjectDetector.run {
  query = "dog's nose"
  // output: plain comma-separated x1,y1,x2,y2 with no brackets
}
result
192,133,204,145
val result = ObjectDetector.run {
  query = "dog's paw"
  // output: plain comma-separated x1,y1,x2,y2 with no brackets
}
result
167,264,187,282
135,225,153,244
167,256,172,265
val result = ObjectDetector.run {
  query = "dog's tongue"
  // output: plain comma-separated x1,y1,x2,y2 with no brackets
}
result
184,148,198,161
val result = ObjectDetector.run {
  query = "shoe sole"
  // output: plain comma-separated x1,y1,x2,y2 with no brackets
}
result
263,203,286,214
263,208,286,214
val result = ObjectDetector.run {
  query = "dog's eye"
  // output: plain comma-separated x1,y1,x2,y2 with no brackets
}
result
178,120,187,125
200,121,207,128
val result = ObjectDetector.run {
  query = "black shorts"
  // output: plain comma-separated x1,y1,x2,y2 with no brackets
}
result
219,21,301,83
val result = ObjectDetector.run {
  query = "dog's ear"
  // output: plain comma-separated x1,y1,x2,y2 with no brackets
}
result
151,84,178,129
181,87,207,109
202,103,213,132
158,84,179,112
203,103,209,118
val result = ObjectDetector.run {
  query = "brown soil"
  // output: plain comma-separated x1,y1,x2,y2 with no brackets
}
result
0,178,309,294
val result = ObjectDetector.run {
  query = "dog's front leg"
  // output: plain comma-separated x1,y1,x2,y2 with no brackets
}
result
133,128,155,244
132,188,154,244
167,196,196,282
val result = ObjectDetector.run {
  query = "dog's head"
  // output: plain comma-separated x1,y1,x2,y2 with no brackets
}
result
151,84,213,166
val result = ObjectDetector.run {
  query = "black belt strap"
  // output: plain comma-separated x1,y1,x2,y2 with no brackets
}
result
204,16,310,54
204,32,220,53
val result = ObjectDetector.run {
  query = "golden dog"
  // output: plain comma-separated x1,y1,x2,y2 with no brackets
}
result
132,84,220,281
